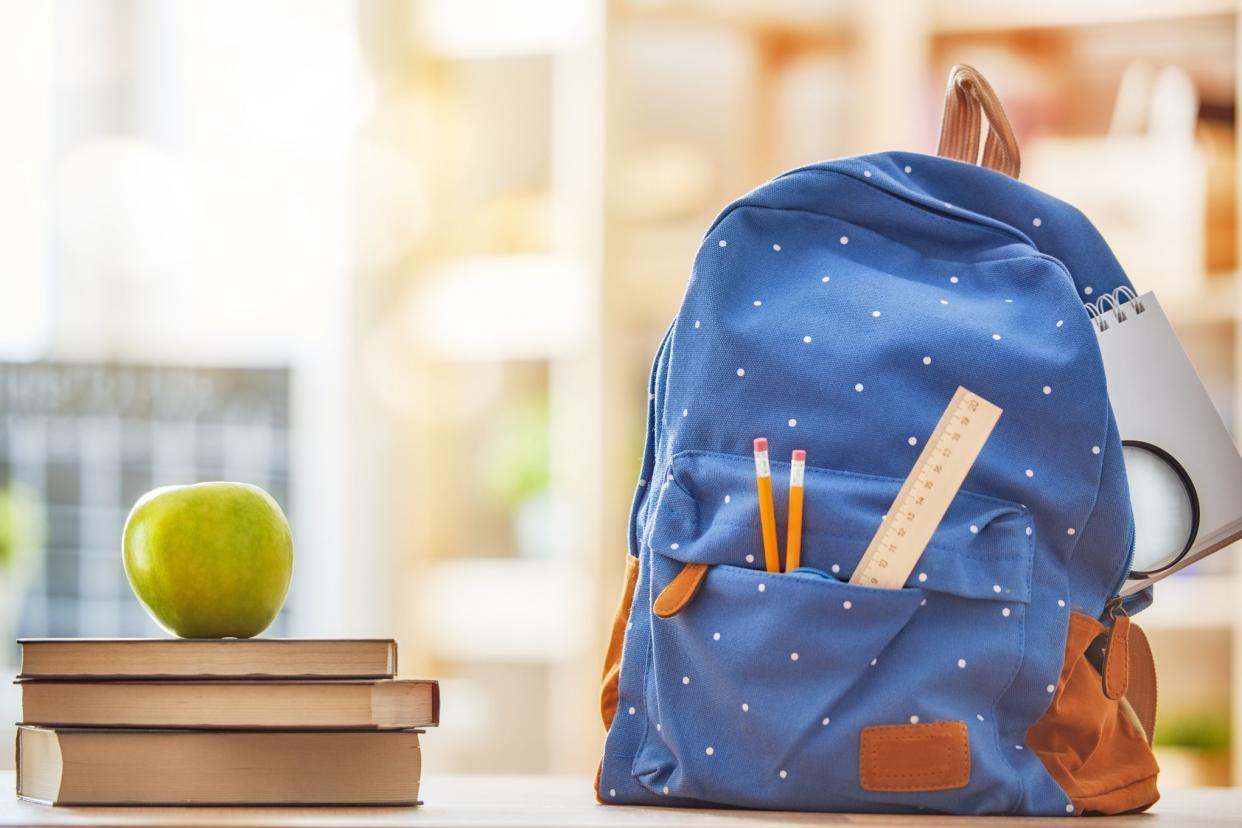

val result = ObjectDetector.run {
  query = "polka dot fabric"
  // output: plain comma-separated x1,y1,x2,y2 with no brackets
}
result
601,152,1139,816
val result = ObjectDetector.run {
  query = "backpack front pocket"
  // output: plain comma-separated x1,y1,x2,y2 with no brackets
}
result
631,450,1037,814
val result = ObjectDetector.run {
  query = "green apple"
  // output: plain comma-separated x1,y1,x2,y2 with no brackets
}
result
122,482,293,639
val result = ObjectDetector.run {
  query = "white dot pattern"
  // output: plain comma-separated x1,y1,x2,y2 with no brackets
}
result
606,186,1129,816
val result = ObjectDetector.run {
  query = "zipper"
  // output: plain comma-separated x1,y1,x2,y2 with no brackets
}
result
1113,511,1140,613
772,160,1036,248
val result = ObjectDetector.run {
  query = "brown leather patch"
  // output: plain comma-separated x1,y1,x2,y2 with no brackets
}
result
653,563,708,618
859,720,970,792
599,554,640,732
1103,614,1131,700
1027,611,1160,815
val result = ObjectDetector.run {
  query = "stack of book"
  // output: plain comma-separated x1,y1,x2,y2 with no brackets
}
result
14,639,438,806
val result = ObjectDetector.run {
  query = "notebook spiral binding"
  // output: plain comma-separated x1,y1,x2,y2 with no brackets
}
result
1085,286,1145,333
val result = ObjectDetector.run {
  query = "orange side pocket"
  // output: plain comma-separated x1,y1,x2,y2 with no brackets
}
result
600,554,640,731
1027,611,1160,815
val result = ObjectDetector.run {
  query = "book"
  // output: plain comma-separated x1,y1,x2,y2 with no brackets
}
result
1087,289,1242,594
19,678,439,729
16,727,422,805
17,638,397,680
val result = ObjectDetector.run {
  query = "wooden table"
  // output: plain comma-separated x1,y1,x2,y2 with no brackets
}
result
3,773,1241,827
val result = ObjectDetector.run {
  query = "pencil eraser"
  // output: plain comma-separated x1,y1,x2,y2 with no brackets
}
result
753,437,768,452
792,450,806,462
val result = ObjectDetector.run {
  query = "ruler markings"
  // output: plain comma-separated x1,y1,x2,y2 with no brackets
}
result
849,386,1003,589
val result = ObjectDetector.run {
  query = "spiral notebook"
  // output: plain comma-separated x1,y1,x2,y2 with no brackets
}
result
1088,289,1242,595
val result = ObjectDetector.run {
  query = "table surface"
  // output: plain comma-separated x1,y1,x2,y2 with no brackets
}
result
3,773,1242,827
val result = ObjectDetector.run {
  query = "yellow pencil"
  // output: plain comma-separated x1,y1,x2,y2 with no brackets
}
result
786,449,806,572
753,438,781,573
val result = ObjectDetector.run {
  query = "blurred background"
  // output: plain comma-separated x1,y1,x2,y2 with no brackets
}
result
0,0,1239,788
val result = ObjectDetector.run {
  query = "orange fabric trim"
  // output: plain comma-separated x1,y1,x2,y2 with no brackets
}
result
653,563,708,618
859,721,970,792
1126,623,1157,745
1028,612,1160,815
599,554,640,732
1103,613,1131,700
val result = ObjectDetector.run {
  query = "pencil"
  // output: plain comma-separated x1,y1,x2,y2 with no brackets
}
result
753,438,781,573
786,450,806,572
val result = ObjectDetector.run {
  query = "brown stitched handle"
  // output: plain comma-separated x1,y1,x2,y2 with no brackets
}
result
937,64,1021,179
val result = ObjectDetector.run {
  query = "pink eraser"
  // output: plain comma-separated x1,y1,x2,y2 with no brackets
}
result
753,437,768,452
792,450,806,461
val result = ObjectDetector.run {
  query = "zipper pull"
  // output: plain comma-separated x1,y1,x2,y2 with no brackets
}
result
1102,596,1131,700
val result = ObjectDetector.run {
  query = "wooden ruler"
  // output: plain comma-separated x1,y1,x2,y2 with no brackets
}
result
850,386,1002,589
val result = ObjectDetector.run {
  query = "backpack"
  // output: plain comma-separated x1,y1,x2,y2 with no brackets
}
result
597,66,1160,816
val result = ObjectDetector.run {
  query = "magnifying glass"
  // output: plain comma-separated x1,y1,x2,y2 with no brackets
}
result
1122,440,1200,579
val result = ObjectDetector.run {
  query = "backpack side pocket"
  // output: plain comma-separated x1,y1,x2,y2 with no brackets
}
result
1027,612,1159,815
601,553,641,731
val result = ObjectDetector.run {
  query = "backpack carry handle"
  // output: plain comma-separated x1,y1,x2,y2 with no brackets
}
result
936,64,1021,179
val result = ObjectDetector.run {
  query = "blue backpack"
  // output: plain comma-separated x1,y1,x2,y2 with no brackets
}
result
598,66,1160,816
